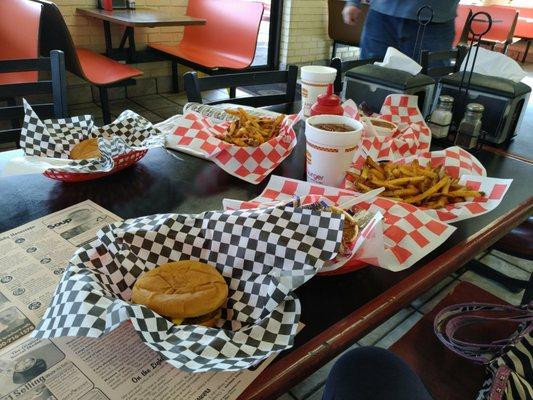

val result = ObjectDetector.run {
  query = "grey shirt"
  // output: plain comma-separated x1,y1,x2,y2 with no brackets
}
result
346,0,459,23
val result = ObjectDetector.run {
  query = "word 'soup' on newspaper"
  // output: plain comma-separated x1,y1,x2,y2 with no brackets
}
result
0,200,277,400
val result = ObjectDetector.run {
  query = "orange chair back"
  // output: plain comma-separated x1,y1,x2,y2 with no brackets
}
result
454,5,472,47
467,5,518,44
182,0,264,67
494,5,533,38
0,0,42,84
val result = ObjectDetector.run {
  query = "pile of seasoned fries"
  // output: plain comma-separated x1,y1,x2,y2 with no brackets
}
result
218,108,285,147
348,157,485,209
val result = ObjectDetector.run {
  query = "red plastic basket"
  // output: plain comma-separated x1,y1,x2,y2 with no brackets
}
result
43,149,148,182
317,257,369,276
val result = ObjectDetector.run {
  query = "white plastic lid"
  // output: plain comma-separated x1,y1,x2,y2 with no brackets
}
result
301,66,337,83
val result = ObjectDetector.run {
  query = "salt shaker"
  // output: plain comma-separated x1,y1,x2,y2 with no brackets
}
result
428,95,453,139
455,103,484,150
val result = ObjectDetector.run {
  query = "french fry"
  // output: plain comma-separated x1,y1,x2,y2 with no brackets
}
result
403,177,449,204
348,156,487,208
386,176,426,186
219,108,285,146
445,189,484,198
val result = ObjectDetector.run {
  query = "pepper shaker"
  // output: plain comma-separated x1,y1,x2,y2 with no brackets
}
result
455,103,484,150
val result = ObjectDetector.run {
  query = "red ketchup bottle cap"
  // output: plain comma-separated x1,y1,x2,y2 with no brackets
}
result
310,84,344,116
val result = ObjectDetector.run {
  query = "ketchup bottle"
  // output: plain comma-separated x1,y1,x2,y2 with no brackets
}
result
102,0,113,11
310,83,344,116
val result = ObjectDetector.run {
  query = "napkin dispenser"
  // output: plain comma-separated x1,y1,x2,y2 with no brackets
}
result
435,72,531,144
343,64,435,116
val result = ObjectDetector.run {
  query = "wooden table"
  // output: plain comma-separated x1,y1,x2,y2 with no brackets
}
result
76,8,205,63
0,103,532,399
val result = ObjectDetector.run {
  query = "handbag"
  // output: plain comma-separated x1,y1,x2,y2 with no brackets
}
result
434,302,533,400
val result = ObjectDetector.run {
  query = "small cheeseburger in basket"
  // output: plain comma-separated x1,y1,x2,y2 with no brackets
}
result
131,260,228,327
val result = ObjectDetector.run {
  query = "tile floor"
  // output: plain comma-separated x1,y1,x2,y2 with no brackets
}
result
278,250,531,400
4,64,532,400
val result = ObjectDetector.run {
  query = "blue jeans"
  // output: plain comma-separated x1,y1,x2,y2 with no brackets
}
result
360,9,455,62
322,347,433,400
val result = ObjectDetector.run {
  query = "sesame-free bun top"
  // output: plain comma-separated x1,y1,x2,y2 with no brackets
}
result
131,260,228,319
70,138,101,160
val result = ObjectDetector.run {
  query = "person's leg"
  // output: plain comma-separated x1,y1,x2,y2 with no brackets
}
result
322,347,433,400
359,10,401,60
397,19,455,65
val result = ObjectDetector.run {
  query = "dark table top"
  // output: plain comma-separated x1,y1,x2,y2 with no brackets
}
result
76,8,206,28
0,102,532,399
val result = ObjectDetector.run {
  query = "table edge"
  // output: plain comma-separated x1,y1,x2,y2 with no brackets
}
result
76,8,206,27
240,195,533,400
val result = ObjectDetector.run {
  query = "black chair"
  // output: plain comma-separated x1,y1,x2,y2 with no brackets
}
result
420,46,468,79
330,56,382,94
0,50,67,147
183,66,298,107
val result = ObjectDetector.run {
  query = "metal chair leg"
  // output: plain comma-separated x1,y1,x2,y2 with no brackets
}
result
6,97,20,129
98,87,111,124
332,41,338,59
172,60,179,92
522,40,531,64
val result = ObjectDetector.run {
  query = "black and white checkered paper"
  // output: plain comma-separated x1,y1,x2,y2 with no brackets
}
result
32,201,344,372
20,99,163,173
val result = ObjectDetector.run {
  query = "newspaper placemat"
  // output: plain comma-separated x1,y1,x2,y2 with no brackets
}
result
223,176,456,272
164,110,298,184
342,94,431,163
32,202,345,372
0,201,289,400
345,146,513,223
15,100,163,175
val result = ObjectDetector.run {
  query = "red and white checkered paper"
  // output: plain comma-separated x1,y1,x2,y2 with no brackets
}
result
342,94,431,164
166,111,298,184
345,146,513,223
223,175,456,272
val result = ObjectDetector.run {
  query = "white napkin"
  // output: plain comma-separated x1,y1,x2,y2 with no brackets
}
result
1,154,72,177
374,47,422,76
460,47,526,83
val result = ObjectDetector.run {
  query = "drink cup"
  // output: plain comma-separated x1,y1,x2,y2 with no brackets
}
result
301,66,337,118
305,115,363,187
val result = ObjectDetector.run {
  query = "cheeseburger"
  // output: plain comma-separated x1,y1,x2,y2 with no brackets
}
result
70,138,101,160
131,260,228,327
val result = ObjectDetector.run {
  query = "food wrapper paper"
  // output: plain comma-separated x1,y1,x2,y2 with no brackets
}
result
345,146,512,223
14,100,163,175
32,202,346,372
163,110,298,184
223,176,456,272
342,94,431,162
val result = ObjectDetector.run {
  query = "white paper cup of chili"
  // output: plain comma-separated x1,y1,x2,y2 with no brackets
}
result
305,115,363,187
363,117,398,138
301,66,337,118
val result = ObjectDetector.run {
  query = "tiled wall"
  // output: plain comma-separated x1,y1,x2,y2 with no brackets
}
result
279,0,358,69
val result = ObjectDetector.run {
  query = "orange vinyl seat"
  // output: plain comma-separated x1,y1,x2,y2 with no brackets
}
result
76,48,142,86
0,0,42,84
148,0,264,92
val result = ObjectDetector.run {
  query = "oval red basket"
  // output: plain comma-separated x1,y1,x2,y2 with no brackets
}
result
318,257,368,276
43,149,148,182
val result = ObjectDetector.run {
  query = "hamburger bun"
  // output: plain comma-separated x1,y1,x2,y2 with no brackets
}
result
131,260,228,326
70,138,101,160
